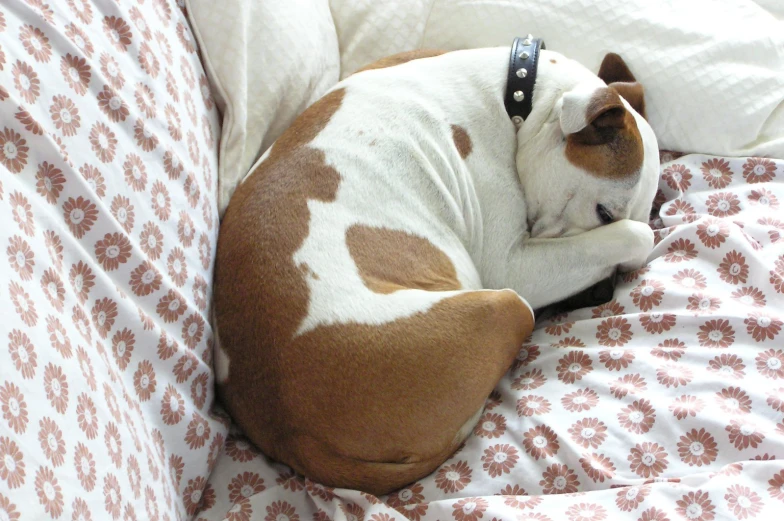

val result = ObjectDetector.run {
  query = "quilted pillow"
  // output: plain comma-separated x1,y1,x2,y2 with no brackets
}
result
186,0,341,216
0,1,226,519
330,0,784,159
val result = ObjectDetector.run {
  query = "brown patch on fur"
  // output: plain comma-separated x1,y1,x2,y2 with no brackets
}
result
215,85,534,495
214,87,346,449
266,88,347,160
300,263,320,280
565,87,643,180
355,49,448,74
585,88,626,127
451,124,472,159
283,289,532,495
550,58,557,64
347,225,461,294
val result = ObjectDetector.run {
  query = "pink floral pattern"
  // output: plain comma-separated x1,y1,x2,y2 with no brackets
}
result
0,1,221,519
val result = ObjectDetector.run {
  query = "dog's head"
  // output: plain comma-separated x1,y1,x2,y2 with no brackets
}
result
515,51,659,238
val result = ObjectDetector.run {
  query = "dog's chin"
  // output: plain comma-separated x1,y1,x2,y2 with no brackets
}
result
530,229,560,239
529,222,584,239
529,219,562,239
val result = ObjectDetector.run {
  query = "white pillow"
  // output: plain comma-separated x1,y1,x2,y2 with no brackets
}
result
330,0,784,159
187,0,341,216
754,0,784,19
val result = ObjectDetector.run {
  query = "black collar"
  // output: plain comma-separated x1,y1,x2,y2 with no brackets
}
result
504,35,546,125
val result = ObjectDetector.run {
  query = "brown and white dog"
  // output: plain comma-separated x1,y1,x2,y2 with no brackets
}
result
213,43,659,495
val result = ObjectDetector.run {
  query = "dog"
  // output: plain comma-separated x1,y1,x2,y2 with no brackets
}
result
213,38,659,495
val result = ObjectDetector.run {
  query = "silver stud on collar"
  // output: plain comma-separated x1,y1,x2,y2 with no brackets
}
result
513,90,525,102
512,115,523,127
523,38,532,45
516,68,527,78
518,51,530,60
527,33,533,40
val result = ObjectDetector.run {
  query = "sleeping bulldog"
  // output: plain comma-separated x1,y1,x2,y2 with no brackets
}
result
213,37,659,495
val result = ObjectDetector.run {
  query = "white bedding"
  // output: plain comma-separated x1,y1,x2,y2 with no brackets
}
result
183,1,784,520
190,0,784,217
332,0,784,159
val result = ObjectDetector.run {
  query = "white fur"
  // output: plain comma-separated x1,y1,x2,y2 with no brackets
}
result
254,47,658,335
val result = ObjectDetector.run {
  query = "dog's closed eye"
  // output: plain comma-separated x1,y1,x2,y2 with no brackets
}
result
596,204,614,225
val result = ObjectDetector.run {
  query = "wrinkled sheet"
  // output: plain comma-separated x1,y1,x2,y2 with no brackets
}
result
0,1,225,520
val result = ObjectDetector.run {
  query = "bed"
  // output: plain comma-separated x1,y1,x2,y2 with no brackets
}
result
1,1,783,520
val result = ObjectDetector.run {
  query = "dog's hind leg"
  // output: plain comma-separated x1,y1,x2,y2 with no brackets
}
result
280,288,535,495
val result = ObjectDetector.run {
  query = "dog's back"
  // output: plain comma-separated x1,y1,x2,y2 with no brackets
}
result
213,44,658,494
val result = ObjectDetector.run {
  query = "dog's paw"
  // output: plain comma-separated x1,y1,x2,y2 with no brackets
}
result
606,220,655,272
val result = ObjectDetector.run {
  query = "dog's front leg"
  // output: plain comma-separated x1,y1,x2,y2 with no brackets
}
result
499,220,654,310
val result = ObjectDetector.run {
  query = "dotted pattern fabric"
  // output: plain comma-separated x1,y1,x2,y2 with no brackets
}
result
194,153,784,521
0,1,226,520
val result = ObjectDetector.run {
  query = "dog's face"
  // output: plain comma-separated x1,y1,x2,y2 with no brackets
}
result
515,51,659,239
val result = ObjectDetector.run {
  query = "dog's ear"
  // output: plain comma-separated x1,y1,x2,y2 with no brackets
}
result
598,52,637,84
609,81,646,120
598,53,647,119
560,84,644,179
560,86,627,145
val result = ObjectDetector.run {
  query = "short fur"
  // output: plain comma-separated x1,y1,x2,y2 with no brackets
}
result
214,47,658,494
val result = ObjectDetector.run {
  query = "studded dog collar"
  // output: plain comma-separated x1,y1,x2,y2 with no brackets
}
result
504,35,546,126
